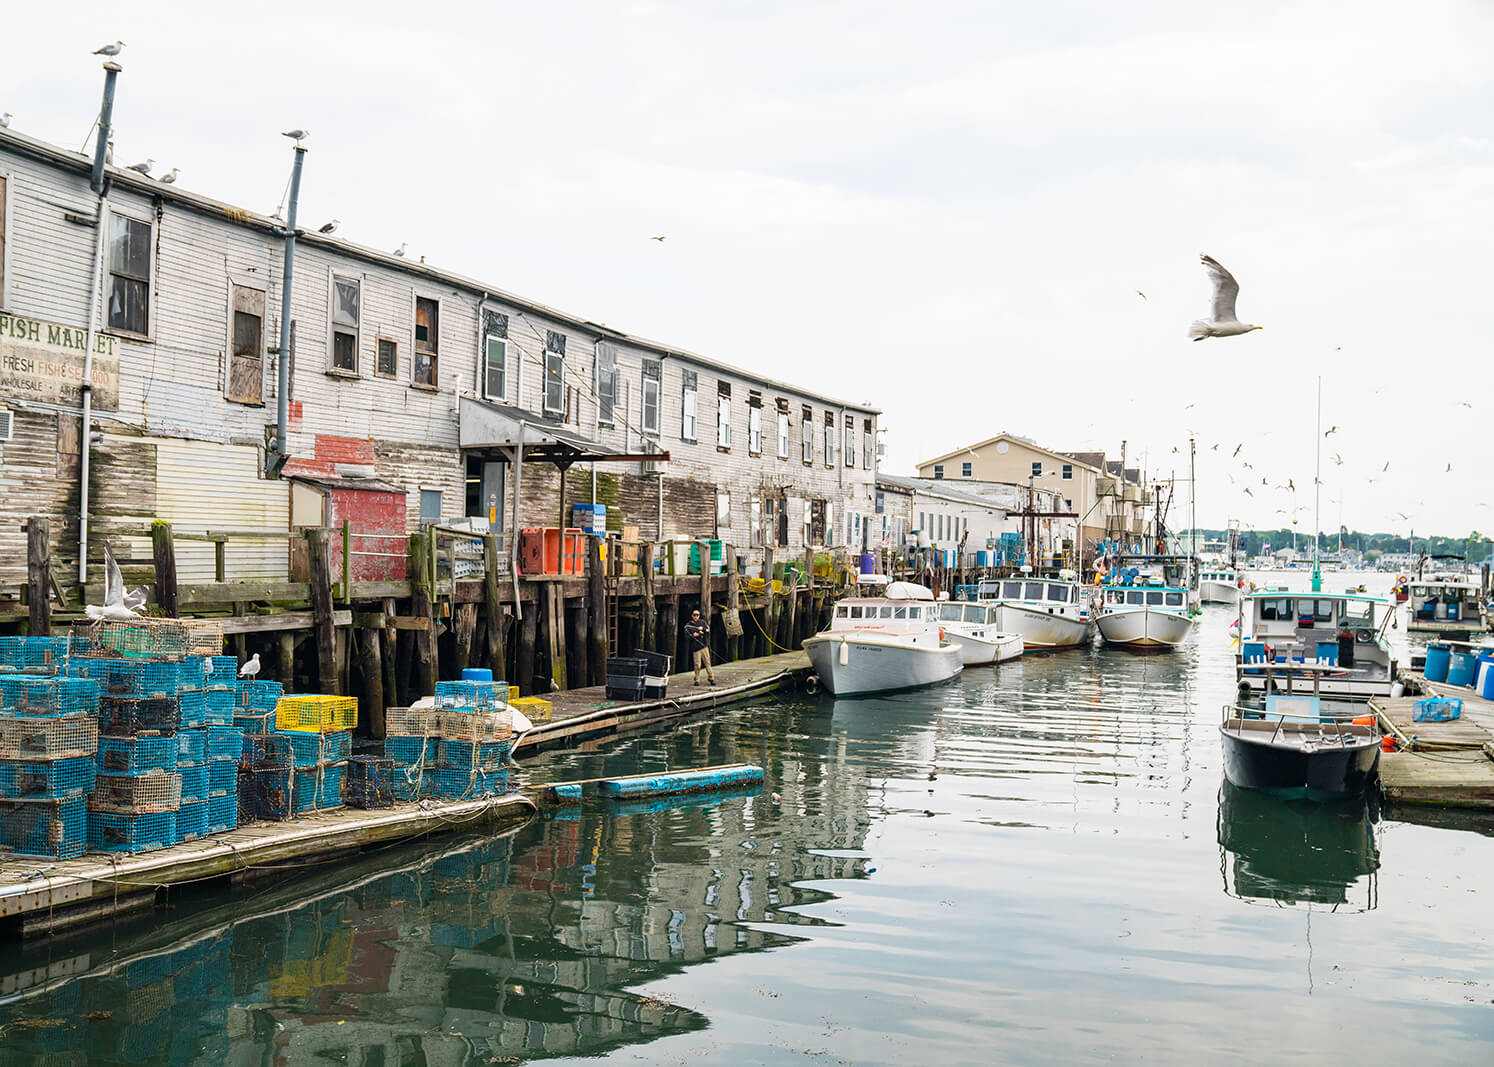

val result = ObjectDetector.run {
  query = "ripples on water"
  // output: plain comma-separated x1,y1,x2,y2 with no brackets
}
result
1,581,1493,1064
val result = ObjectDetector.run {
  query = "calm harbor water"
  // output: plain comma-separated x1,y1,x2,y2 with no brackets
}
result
2,574,1493,1064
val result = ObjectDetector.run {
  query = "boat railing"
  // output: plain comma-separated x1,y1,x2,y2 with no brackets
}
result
1221,703,1377,745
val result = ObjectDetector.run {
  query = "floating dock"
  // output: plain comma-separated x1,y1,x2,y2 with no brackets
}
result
0,794,532,939
538,762,764,806
1373,677,1494,810
516,651,811,754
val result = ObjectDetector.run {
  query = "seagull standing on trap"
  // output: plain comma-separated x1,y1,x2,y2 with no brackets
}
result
1188,255,1263,341
238,653,261,679
86,544,143,621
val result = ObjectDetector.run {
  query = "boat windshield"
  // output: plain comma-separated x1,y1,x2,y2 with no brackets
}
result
1257,597,1293,621
1165,591,1183,606
1342,599,1374,625
1297,599,1335,622
1003,581,1023,598
1047,584,1068,603
938,604,963,622
1127,591,1144,605
1024,582,1044,600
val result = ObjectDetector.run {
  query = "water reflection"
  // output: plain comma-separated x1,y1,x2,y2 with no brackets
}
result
1217,780,1380,910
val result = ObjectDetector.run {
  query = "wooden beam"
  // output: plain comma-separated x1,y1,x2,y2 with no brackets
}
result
484,533,506,681
305,527,339,695
516,591,537,695
152,521,179,618
25,517,51,637
542,582,566,692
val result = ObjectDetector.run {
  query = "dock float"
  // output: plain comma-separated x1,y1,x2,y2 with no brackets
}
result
537,763,765,806
1372,677,1494,811
517,651,810,755
0,793,533,939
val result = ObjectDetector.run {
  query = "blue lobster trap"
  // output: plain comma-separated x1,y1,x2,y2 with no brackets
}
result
205,725,243,760
291,762,345,813
178,762,208,804
176,799,208,841
0,756,96,799
98,734,177,775
87,810,177,854
176,728,207,764
0,676,102,716
207,790,237,833
0,795,86,859
207,758,237,794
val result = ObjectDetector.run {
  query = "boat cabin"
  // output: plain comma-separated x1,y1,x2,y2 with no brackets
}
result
830,583,944,639
938,602,1002,627
1407,578,1481,626
1241,592,1387,670
1101,587,1188,610
977,578,1082,606
1200,567,1237,584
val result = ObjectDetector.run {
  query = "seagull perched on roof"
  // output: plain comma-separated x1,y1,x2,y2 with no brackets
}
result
85,544,142,622
238,652,261,679
0,113,11,128
318,219,340,233
1188,255,1263,341
392,242,408,257
158,168,179,184
93,41,126,56
126,158,154,175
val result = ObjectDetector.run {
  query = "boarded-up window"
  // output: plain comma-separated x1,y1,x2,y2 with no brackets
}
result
331,276,359,372
227,285,265,404
377,338,398,378
413,297,438,386
107,213,151,335
544,331,566,414
716,490,731,531
419,489,442,524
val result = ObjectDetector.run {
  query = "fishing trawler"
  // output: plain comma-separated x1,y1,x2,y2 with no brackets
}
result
1406,556,1486,635
974,575,1093,651
803,582,964,696
1095,559,1197,650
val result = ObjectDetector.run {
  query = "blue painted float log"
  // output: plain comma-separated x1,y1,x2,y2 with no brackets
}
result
541,782,584,805
601,783,762,818
596,763,765,799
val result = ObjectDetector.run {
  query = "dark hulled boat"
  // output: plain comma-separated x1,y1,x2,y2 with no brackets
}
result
1219,697,1380,801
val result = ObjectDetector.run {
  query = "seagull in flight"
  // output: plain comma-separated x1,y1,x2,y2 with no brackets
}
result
86,543,142,622
93,41,125,56
1332,453,1343,466
1136,290,1147,300
1210,443,1219,451
1243,487,1253,496
1397,512,1411,521
1324,425,1338,437
1189,255,1263,340
126,158,154,175
1232,444,1242,457
1382,461,1390,472
650,235,666,242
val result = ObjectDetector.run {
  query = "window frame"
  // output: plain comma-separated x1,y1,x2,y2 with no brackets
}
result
961,461,972,477
106,209,153,338
716,489,731,531
823,412,834,468
642,359,661,435
863,418,874,469
1062,463,1073,480
801,406,813,465
0,173,8,307
225,281,266,405
418,489,443,525
681,371,698,441
933,464,944,480
413,295,440,387
748,394,763,455
1031,461,1043,478
594,344,617,427
777,410,790,459
843,415,855,468
543,330,566,415
716,382,732,450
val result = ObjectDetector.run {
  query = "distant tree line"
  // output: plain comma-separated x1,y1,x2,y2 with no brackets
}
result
1192,528,1491,561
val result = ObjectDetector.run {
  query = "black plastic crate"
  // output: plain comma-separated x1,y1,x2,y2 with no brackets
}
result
606,657,646,678
605,680,648,701
633,650,672,677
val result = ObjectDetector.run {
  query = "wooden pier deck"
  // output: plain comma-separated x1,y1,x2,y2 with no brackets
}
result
516,650,812,754
0,793,533,939
1373,677,1494,810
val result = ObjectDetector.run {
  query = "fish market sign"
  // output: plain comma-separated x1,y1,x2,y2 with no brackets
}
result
0,311,120,411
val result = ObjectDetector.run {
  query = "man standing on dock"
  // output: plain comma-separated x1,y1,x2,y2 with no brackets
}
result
686,609,717,686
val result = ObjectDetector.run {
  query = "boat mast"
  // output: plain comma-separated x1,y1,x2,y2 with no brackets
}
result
1190,435,1198,587
1312,375,1323,593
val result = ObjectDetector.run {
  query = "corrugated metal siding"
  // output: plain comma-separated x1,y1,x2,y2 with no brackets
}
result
154,439,288,581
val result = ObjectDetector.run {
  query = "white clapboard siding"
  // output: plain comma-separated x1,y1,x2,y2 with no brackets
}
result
153,439,289,582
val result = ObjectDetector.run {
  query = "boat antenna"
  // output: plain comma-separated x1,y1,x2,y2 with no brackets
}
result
1312,375,1322,593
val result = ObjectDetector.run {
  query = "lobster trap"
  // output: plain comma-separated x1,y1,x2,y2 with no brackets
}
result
0,635,73,674
206,789,236,833
98,734,177,774
205,725,243,760
207,757,236,794
99,695,182,736
176,799,208,842
88,770,183,813
0,675,102,717
345,756,394,809
74,618,224,660
0,795,86,859
87,810,177,854
0,756,97,799
385,706,440,737
280,729,352,768
433,678,504,712
437,709,512,742
0,713,98,760
235,680,283,713
176,728,207,764
178,762,208,804
275,694,358,734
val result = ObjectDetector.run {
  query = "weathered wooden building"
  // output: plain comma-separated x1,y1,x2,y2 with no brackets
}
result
0,123,878,600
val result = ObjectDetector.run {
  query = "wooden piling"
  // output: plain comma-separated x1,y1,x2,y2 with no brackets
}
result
660,595,679,669
304,527,340,695
641,542,657,653
357,625,385,739
566,596,588,689
516,591,537,695
278,632,296,688
453,602,477,674
151,520,179,618
25,517,51,637
587,535,607,685
409,532,437,698
543,582,567,692
484,534,507,679
725,544,740,662
380,596,397,707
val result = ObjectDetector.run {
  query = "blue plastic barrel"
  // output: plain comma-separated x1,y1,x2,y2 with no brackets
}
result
461,668,493,682
859,552,875,575
1447,650,1477,687
1478,654,1494,699
1425,643,1451,683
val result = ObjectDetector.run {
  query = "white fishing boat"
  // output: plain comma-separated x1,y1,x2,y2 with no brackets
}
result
1406,556,1486,635
936,601,1024,665
975,576,1092,651
1235,590,1399,700
1199,564,1242,605
1096,582,1197,649
803,582,964,696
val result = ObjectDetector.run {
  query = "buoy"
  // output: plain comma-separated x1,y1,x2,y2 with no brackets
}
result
771,792,781,804
839,639,849,666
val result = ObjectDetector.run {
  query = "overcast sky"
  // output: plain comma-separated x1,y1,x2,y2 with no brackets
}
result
7,1,1492,539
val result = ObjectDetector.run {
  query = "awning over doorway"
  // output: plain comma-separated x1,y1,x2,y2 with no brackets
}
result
458,396,669,465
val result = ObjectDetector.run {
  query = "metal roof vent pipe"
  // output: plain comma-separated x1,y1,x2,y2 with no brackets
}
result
265,137,307,478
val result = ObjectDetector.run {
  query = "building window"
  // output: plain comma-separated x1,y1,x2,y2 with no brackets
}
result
414,297,439,386
642,358,661,434
227,284,265,404
823,412,834,468
681,371,698,440
777,412,790,459
863,418,874,469
377,338,398,379
716,489,731,530
595,344,617,426
1062,463,1073,480
543,330,566,415
844,415,855,468
716,382,732,448
107,213,151,335
419,489,442,524
750,496,763,546
801,406,813,464
748,393,763,455
961,461,972,477
481,310,507,397
329,276,360,373
1031,461,1043,477
933,464,944,480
